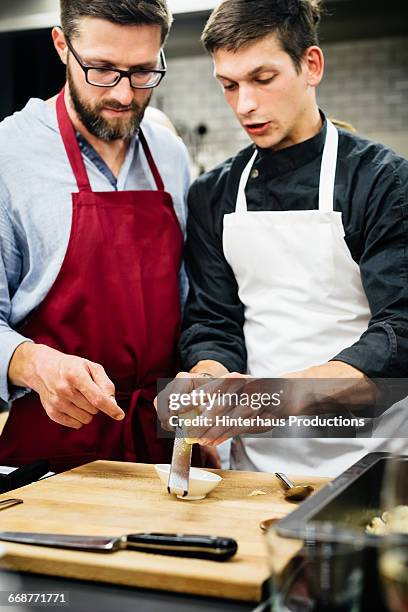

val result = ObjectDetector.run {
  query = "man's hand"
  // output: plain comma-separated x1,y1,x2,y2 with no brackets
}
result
154,360,229,433
8,342,125,429
156,371,271,446
180,373,274,446
280,360,378,413
157,361,379,446
154,371,213,432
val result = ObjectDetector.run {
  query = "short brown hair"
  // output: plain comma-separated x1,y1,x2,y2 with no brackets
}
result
60,0,173,44
202,0,322,72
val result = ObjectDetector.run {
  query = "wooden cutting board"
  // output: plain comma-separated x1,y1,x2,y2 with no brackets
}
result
0,461,329,602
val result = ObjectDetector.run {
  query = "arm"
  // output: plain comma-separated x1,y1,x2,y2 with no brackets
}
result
0,190,33,404
331,161,408,378
282,159,408,406
0,187,124,427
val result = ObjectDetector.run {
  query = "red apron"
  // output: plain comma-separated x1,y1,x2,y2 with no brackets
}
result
0,89,183,472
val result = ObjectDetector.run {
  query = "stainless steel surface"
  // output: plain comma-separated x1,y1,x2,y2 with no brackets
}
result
0,498,23,511
276,452,406,541
167,427,192,497
275,472,314,502
0,532,123,552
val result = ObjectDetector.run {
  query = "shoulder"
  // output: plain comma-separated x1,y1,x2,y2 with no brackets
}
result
0,98,55,144
140,117,190,169
337,128,408,187
190,144,255,210
0,99,59,173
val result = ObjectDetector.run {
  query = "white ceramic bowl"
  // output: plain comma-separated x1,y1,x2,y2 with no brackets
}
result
155,464,222,500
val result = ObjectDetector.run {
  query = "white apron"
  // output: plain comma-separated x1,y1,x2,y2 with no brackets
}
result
222,121,397,477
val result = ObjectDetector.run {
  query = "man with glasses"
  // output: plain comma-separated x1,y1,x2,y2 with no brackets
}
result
0,0,191,471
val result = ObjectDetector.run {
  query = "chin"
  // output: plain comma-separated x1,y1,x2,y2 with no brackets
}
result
251,133,282,150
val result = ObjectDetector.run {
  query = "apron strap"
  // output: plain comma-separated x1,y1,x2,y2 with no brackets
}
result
236,149,258,213
139,130,165,191
56,88,92,193
318,120,339,213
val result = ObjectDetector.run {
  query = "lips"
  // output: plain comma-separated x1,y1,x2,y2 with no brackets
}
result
244,121,271,136
103,107,133,114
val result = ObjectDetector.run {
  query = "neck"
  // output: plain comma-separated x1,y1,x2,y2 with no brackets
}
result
273,104,323,152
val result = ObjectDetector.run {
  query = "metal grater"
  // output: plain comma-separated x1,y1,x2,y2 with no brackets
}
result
167,427,192,497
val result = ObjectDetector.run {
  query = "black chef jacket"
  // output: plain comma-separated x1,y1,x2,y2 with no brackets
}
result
180,114,408,378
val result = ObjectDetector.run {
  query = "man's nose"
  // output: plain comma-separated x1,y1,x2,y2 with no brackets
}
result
112,76,135,106
236,85,258,117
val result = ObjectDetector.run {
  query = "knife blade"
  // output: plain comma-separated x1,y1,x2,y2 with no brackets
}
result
0,532,238,561
0,499,23,511
167,426,192,497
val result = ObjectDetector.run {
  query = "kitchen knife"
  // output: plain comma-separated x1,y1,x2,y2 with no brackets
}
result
0,532,238,561
167,426,192,497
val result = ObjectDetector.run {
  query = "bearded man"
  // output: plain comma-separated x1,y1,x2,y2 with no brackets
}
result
0,0,190,471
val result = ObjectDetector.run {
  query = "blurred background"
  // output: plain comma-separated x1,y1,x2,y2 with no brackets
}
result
0,0,407,175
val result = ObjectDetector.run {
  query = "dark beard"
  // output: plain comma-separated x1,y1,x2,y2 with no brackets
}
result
67,67,151,141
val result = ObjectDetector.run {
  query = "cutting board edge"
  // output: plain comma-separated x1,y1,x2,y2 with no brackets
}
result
0,552,264,603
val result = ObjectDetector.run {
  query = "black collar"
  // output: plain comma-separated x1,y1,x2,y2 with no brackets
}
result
255,111,327,179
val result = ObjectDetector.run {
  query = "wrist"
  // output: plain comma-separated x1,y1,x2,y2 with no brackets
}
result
8,342,43,391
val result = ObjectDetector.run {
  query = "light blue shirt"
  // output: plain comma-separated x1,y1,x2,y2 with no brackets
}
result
0,98,191,404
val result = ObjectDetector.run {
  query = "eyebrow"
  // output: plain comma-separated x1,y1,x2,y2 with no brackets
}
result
85,57,158,70
216,64,278,81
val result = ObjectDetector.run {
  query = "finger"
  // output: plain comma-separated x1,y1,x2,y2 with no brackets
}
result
63,402,95,425
209,433,235,446
71,391,99,415
87,362,116,396
156,374,196,423
60,414,84,429
75,369,124,421
49,410,84,430
198,375,248,405
197,399,262,441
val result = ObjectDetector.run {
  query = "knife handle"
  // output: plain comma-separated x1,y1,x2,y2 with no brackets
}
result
126,533,237,561
0,460,50,494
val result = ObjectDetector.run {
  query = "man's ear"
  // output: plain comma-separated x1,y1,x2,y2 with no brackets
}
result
303,45,324,88
52,27,68,66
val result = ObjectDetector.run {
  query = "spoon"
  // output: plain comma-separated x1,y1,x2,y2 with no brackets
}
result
259,474,315,531
275,472,314,502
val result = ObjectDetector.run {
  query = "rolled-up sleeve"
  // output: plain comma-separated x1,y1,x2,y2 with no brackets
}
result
332,161,408,377
180,178,247,373
0,193,32,404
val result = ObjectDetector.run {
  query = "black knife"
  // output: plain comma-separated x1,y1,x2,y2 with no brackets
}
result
0,460,50,494
0,532,238,561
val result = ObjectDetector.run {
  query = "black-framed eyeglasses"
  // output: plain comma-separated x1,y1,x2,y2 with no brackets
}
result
64,35,166,89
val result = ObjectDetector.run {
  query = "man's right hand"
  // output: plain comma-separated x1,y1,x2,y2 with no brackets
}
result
154,360,229,435
8,342,125,429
